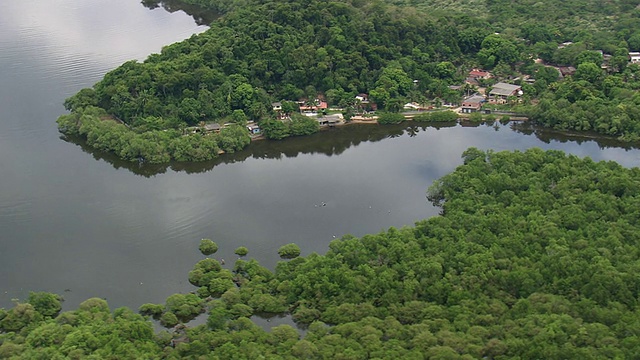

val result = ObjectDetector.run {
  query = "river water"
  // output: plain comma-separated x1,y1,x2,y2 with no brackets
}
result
1,0,639,311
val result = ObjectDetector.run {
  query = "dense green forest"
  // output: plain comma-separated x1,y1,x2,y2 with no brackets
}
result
3,148,640,358
527,63,640,141
59,0,640,163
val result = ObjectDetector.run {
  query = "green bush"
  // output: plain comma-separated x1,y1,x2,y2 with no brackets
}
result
138,303,164,317
235,246,249,256
199,239,218,255
468,112,484,122
160,312,179,327
377,112,405,124
278,243,301,259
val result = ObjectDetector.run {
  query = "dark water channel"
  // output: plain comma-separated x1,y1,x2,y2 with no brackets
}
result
1,0,639,314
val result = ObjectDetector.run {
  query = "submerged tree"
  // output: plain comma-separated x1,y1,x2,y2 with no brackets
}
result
234,246,249,257
199,238,218,255
278,243,301,259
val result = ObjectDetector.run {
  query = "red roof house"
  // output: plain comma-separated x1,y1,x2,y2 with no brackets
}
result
468,69,491,79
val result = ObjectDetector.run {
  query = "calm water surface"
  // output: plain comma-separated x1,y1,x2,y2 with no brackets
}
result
1,0,639,311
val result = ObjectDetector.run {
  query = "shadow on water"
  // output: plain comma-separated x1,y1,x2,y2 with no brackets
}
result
141,0,221,26
511,122,640,151
59,122,456,177
61,121,640,177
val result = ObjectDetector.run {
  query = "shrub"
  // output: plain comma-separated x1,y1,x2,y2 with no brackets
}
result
160,312,179,327
278,243,301,259
377,112,405,124
235,246,249,257
199,239,218,255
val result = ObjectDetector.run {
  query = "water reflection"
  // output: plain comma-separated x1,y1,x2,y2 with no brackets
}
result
512,122,640,150
141,0,221,25
60,121,640,177
60,122,458,177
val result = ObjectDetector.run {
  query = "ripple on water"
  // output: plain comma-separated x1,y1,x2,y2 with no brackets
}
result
0,199,32,226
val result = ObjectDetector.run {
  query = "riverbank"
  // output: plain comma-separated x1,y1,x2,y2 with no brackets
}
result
345,109,529,126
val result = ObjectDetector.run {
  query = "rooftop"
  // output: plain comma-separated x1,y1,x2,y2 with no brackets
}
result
204,123,221,131
462,95,485,104
469,69,490,77
490,83,522,96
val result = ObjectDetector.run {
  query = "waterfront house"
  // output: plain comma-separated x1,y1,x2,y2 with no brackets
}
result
461,95,485,113
317,114,343,127
489,83,522,104
298,98,328,114
354,93,377,112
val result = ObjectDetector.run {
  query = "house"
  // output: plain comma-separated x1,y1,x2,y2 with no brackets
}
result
403,102,430,111
488,83,522,104
272,101,291,119
204,123,221,133
354,94,377,112
630,52,640,64
517,75,536,85
461,95,485,113
355,93,369,102
317,114,343,127
465,77,480,86
602,53,612,69
468,69,491,80
298,99,328,114
557,66,576,77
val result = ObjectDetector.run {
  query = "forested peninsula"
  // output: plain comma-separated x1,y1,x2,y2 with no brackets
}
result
57,0,640,163
3,148,640,358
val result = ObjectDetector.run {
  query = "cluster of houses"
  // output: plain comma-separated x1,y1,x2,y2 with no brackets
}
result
298,99,328,115
460,82,523,113
212,48,640,130
458,47,640,113
458,68,525,113
460,77,524,113
269,93,381,127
